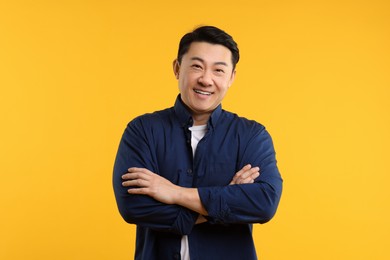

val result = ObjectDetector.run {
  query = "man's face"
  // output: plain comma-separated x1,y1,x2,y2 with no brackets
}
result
173,42,236,121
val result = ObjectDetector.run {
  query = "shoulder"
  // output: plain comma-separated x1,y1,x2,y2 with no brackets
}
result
220,111,277,157
121,108,175,140
220,109,266,133
128,107,174,128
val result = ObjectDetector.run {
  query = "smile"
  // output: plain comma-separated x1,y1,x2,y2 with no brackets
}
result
194,89,213,96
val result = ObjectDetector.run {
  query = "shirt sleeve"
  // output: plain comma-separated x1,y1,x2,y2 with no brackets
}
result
197,126,283,225
113,117,198,235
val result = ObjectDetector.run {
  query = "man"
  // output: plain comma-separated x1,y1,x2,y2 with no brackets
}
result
113,26,283,260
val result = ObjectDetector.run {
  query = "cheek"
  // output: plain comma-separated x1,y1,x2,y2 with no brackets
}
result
216,79,231,92
181,74,197,87
178,78,192,94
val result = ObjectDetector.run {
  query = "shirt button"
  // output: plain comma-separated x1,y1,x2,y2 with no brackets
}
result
186,139,190,144
187,169,193,176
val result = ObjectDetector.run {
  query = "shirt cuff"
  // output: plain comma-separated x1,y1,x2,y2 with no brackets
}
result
198,187,231,224
171,207,199,235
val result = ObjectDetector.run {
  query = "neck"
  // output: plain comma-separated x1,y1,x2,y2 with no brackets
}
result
192,113,211,126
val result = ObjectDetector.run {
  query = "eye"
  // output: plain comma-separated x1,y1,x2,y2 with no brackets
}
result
215,68,225,74
191,64,202,69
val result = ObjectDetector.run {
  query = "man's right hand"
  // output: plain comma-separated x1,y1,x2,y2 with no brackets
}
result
230,164,260,185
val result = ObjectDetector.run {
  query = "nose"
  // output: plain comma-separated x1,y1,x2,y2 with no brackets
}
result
198,70,213,87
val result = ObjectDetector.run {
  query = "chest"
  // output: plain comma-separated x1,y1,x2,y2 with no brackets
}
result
154,127,239,188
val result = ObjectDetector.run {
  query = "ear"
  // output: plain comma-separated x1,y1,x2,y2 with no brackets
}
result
173,59,180,79
228,69,236,88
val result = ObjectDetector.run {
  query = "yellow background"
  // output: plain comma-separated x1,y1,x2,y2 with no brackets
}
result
1,0,389,259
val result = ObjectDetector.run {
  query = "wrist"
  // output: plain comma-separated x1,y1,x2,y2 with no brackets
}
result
173,186,186,205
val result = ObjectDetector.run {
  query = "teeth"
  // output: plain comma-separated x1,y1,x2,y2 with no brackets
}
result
194,89,212,95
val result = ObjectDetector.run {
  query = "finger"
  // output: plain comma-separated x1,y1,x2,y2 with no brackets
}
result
245,178,255,184
237,176,256,184
240,166,259,179
128,167,153,175
127,187,148,195
122,179,148,187
237,178,253,184
237,173,260,184
127,167,142,172
122,172,151,181
236,169,260,184
241,164,252,172
250,171,260,180
236,164,251,176
122,173,134,180
231,164,251,183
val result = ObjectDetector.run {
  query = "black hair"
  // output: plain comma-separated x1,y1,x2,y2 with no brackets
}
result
177,26,240,69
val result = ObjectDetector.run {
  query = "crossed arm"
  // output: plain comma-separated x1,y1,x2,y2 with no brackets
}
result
114,119,282,233
121,164,260,222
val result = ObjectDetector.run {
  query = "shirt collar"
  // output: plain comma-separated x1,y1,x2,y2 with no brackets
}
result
173,94,222,129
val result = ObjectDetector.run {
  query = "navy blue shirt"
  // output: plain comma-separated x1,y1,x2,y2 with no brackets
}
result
113,95,283,260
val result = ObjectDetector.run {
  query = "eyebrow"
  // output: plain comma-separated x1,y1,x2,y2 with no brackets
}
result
190,57,229,67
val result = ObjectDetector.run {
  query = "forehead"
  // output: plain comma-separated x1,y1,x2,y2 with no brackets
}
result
183,42,233,66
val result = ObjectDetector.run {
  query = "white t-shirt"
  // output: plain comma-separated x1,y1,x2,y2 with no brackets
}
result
180,124,207,260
